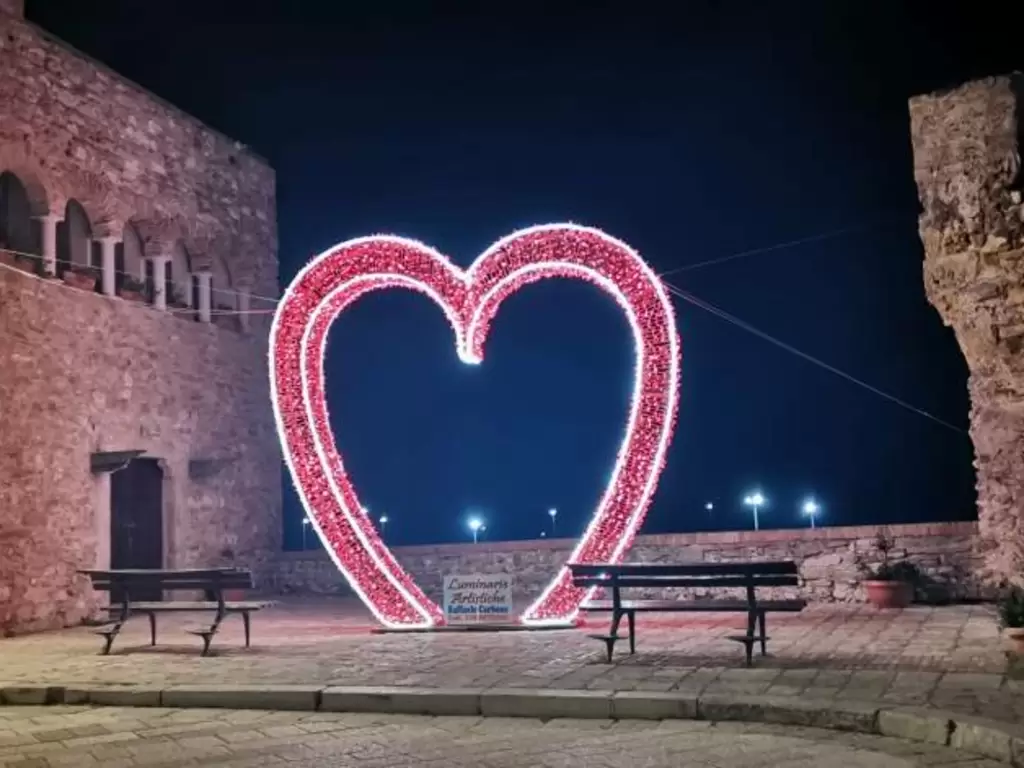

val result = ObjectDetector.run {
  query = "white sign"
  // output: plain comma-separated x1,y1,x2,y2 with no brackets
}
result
443,573,514,624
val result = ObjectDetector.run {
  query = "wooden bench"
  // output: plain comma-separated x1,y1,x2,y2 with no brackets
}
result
79,568,273,656
571,561,806,666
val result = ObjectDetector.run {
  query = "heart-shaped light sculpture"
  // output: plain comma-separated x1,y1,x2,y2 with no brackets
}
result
270,224,680,629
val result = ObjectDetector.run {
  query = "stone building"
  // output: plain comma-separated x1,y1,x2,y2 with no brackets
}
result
0,0,282,633
909,74,1024,588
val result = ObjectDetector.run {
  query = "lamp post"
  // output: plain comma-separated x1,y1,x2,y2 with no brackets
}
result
743,491,766,531
802,499,820,529
548,507,558,536
379,514,389,538
469,517,484,544
301,517,310,550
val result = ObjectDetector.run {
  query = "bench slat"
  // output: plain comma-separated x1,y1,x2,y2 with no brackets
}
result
111,601,272,611
574,575,798,589
570,561,798,577
89,578,254,591
81,568,255,592
582,598,807,612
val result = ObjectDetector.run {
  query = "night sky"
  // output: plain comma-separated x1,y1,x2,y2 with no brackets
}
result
28,1,1024,547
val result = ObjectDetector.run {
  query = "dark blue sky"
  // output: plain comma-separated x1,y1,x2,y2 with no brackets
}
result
32,1,1023,546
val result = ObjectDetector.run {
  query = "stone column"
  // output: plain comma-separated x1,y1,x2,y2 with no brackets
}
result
196,271,212,323
148,255,169,310
98,237,118,297
909,73,1024,587
34,214,60,277
237,290,250,332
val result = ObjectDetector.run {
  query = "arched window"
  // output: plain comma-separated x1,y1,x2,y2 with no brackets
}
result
168,242,192,308
0,171,38,257
56,199,92,276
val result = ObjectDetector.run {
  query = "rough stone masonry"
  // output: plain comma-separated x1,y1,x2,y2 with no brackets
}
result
0,5,281,632
909,74,1024,588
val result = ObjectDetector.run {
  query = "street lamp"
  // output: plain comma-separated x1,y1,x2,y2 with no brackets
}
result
301,516,310,550
468,517,484,543
743,491,766,531
548,507,558,536
379,514,389,538
802,499,820,529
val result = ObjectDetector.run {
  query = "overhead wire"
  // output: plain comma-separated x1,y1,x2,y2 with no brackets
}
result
660,279,967,436
1,224,967,435
657,215,909,277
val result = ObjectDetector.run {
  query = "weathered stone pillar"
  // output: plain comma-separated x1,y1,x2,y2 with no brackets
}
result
196,271,212,323
909,73,1024,587
98,237,118,297
148,255,169,310
34,214,60,277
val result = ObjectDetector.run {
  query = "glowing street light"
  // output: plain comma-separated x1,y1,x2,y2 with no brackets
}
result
802,499,820,529
548,507,558,536
379,514,389,538
468,517,484,543
301,516,311,550
743,491,766,531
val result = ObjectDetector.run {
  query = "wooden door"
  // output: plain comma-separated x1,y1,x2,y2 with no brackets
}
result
110,458,164,601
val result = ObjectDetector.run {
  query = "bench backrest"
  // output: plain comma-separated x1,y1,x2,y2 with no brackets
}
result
569,561,799,589
81,568,255,593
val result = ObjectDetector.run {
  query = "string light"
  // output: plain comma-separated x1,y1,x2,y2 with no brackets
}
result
270,223,681,629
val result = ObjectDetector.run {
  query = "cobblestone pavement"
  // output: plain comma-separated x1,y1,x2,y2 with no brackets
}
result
0,705,1007,767
1,599,1020,725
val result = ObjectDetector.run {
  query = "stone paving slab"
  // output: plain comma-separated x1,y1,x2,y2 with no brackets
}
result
5,684,1024,763
0,704,1015,767
0,599,1019,729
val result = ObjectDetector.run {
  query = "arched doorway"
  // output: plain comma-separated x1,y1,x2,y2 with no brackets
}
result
56,199,92,277
0,171,37,258
115,222,145,294
168,242,192,309
210,253,237,330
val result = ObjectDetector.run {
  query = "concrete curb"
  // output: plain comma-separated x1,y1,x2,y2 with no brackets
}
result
1,683,1022,765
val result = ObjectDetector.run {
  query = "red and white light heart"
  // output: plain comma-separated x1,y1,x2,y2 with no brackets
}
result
270,224,681,629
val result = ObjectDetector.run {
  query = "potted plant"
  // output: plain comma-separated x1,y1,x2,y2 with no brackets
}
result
998,587,1024,655
119,276,147,303
1,247,39,275
857,528,915,609
62,263,100,291
168,286,190,311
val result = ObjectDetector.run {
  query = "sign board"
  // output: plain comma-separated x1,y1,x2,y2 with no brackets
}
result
443,573,514,625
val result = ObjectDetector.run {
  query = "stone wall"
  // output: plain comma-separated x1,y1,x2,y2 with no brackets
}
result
264,522,986,606
0,10,281,633
909,75,1024,588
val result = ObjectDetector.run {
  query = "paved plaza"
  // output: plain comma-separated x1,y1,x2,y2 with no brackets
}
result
0,705,1008,767
0,598,1021,727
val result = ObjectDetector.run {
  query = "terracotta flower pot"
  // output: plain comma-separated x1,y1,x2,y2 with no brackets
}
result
1,251,37,275
1004,627,1024,655
863,580,913,609
63,271,97,292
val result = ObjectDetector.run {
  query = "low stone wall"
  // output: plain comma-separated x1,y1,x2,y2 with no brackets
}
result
263,521,988,605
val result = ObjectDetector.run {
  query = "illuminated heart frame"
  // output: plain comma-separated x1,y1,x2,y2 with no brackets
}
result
270,224,680,628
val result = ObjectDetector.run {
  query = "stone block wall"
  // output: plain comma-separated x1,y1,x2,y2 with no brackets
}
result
909,75,1024,588
264,521,986,606
0,9,281,633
